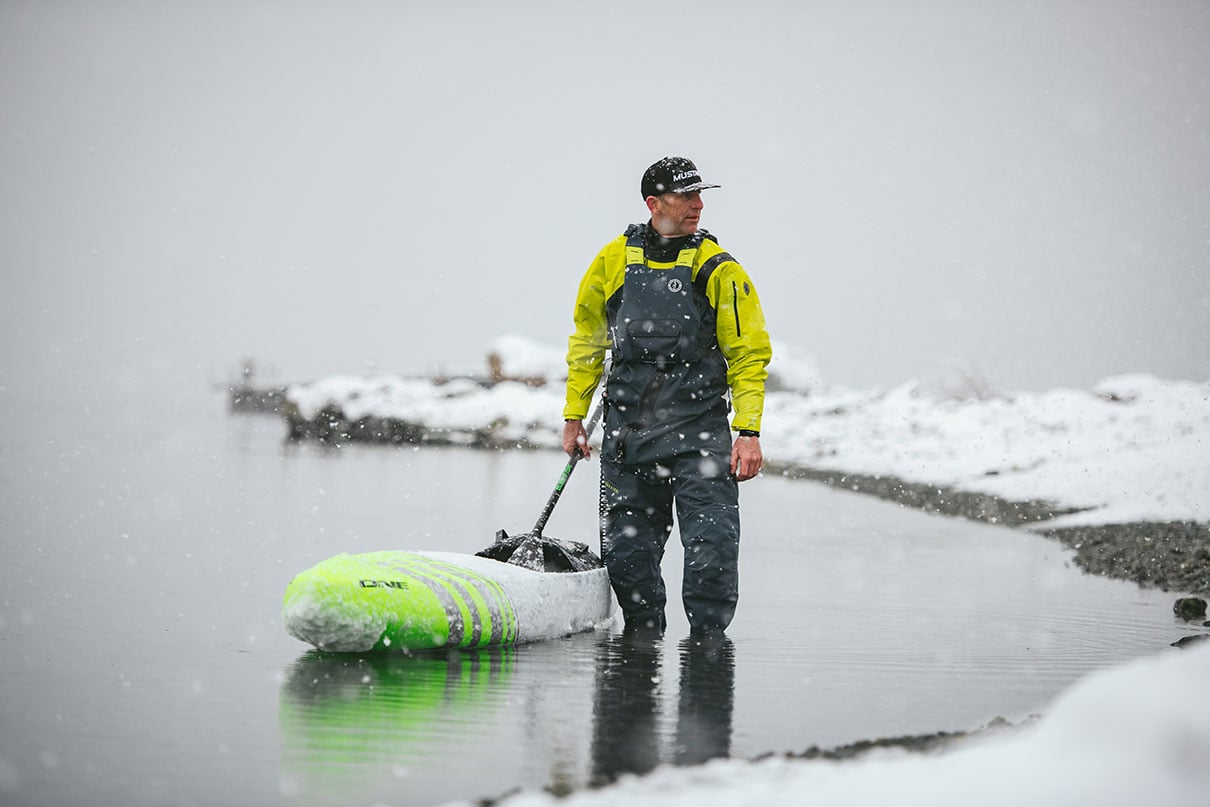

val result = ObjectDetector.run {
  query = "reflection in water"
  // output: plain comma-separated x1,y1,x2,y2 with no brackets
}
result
591,632,662,784
278,631,735,803
675,633,735,766
279,648,514,798
591,631,735,786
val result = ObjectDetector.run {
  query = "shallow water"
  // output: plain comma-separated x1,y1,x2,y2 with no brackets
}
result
0,394,1199,806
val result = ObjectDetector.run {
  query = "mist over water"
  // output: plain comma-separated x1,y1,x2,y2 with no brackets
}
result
3,0,1209,412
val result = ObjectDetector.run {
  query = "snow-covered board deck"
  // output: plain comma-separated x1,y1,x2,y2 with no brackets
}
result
283,550,613,652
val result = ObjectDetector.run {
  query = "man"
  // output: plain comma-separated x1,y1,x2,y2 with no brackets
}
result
562,156,772,634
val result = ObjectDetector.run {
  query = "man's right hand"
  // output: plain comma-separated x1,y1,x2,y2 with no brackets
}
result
562,419,591,459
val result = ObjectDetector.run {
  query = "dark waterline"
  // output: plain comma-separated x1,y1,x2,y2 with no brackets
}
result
0,395,1196,806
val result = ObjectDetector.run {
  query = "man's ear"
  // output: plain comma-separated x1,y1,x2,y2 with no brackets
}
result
644,195,660,216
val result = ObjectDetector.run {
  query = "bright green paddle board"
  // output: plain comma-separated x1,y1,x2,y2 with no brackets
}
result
283,550,613,652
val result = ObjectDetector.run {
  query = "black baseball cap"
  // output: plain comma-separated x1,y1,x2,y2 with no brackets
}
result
640,157,721,199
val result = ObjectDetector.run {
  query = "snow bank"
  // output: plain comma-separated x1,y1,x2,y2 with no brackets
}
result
767,373,1210,527
288,375,564,448
444,642,1210,807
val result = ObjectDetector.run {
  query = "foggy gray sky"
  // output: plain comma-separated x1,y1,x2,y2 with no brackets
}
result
3,0,1208,410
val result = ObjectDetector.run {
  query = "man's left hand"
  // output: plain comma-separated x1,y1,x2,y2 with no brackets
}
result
730,435,762,482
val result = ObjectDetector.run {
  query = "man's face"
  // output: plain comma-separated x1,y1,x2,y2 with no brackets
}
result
649,191,704,237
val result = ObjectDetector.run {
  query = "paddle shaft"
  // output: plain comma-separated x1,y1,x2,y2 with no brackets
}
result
531,397,605,537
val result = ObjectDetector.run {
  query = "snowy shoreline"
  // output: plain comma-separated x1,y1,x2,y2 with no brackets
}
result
274,337,1209,596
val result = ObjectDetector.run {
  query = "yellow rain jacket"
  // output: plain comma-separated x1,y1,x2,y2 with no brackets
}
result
563,225,771,433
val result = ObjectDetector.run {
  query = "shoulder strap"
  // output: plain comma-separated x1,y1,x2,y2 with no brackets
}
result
624,224,647,269
693,251,734,298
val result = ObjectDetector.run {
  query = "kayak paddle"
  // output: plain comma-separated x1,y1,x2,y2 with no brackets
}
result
485,395,606,572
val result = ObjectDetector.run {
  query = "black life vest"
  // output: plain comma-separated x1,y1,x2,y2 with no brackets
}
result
601,225,734,461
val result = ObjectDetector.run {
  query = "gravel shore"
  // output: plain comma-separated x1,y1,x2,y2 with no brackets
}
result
771,464,1210,597
1041,521,1210,597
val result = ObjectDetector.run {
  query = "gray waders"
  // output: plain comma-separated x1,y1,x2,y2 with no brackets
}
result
599,225,740,632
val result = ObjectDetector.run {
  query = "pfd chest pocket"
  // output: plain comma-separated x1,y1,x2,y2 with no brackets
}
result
625,318,690,363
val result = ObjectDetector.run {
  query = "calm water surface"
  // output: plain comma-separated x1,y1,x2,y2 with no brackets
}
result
0,394,1198,806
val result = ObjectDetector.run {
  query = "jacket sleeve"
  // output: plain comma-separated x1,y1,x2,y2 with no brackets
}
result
708,260,772,432
562,248,612,420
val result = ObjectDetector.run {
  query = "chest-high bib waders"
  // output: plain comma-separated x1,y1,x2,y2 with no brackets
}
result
599,225,741,632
